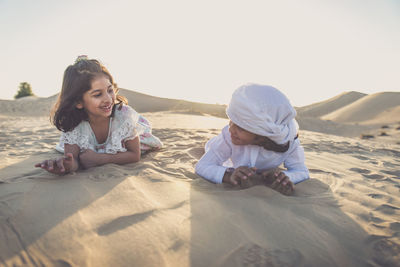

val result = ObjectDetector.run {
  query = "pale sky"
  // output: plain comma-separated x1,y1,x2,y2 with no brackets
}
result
1,0,399,107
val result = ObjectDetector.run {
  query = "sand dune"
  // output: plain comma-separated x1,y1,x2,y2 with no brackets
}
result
0,95,57,117
295,91,400,141
0,114,399,266
3,88,399,144
367,105,400,125
321,92,400,124
296,91,366,118
119,89,227,118
0,89,227,118
296,117,374,137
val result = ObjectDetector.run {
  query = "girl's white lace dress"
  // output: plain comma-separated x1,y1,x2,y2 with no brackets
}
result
55,104,162,154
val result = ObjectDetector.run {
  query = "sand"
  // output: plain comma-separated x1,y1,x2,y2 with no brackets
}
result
1,91,399,267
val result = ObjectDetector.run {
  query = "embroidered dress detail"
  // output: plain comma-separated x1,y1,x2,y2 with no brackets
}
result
57,123,92,152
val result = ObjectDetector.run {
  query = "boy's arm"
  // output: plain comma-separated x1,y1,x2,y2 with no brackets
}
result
195,126,233,183
283,142,309,184
195,150,228,183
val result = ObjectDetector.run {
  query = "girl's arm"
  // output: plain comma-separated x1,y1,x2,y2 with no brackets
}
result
79,136,140,169
34,144,80,174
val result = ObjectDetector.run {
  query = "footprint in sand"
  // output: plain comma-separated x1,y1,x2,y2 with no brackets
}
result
308,168,342,178
375,204,400,215
178,170,199,180
175,155,193,163
381,169,400,178
359,212,384,224
309,168,328,174
368,193,385,199
362,173,384,180
221,243,303,267
187,147,205,160
376,148,400,158
146,177,169,183
349,168,371,174
54,260,72,267
366,235,400,267
190,135,203,140
389,222,400,231
87,168,122,181
382,161,400,168
353,155,369,161
383,177,398,184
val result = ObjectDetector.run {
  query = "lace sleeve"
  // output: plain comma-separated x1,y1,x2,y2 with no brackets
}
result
105,104,162,154
57,122,92,152
105,105,141,154
117,105,141,141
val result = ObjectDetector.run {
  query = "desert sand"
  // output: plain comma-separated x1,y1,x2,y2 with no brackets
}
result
0,90,399,267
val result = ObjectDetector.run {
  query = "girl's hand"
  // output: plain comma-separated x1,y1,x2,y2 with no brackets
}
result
34,153,75,175
223,166,257,187
261,169,294,195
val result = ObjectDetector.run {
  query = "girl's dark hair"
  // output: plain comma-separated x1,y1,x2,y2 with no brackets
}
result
51,58,127,132
255,136,290,153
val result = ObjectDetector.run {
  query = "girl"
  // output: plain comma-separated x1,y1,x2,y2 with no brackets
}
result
35,56,162,174
195,83,309,195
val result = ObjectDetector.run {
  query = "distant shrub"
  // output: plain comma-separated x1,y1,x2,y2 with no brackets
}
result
379,132,389,136
361,134,374,139
381,125,389,129
14,82,34,99
396,126,400,131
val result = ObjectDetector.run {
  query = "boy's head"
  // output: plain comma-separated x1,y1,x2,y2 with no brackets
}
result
228,120,257,146
226,83,298,146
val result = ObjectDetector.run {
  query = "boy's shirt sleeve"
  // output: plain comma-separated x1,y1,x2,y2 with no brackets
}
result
195,126,232,184
282,140,309,184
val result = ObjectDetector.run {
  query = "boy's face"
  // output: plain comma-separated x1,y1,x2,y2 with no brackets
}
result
228,121,257,145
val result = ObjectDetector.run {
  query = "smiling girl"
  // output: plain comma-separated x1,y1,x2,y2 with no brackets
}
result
195,84,309,195
35,56,162,174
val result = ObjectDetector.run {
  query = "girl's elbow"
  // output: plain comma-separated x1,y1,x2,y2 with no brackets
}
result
127,151,140,163
132,152,141,163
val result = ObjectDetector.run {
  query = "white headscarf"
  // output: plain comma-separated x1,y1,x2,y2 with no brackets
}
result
226,83,299,145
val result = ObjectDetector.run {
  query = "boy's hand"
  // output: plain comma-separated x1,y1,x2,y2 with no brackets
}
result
261,168,294,195
223,166,257,188
34,153,74,175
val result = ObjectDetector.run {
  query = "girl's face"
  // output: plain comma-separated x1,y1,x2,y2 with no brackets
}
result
229,121,257,145
76,75,116,121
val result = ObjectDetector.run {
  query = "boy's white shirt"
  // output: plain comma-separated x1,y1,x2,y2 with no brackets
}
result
195,125,309,184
